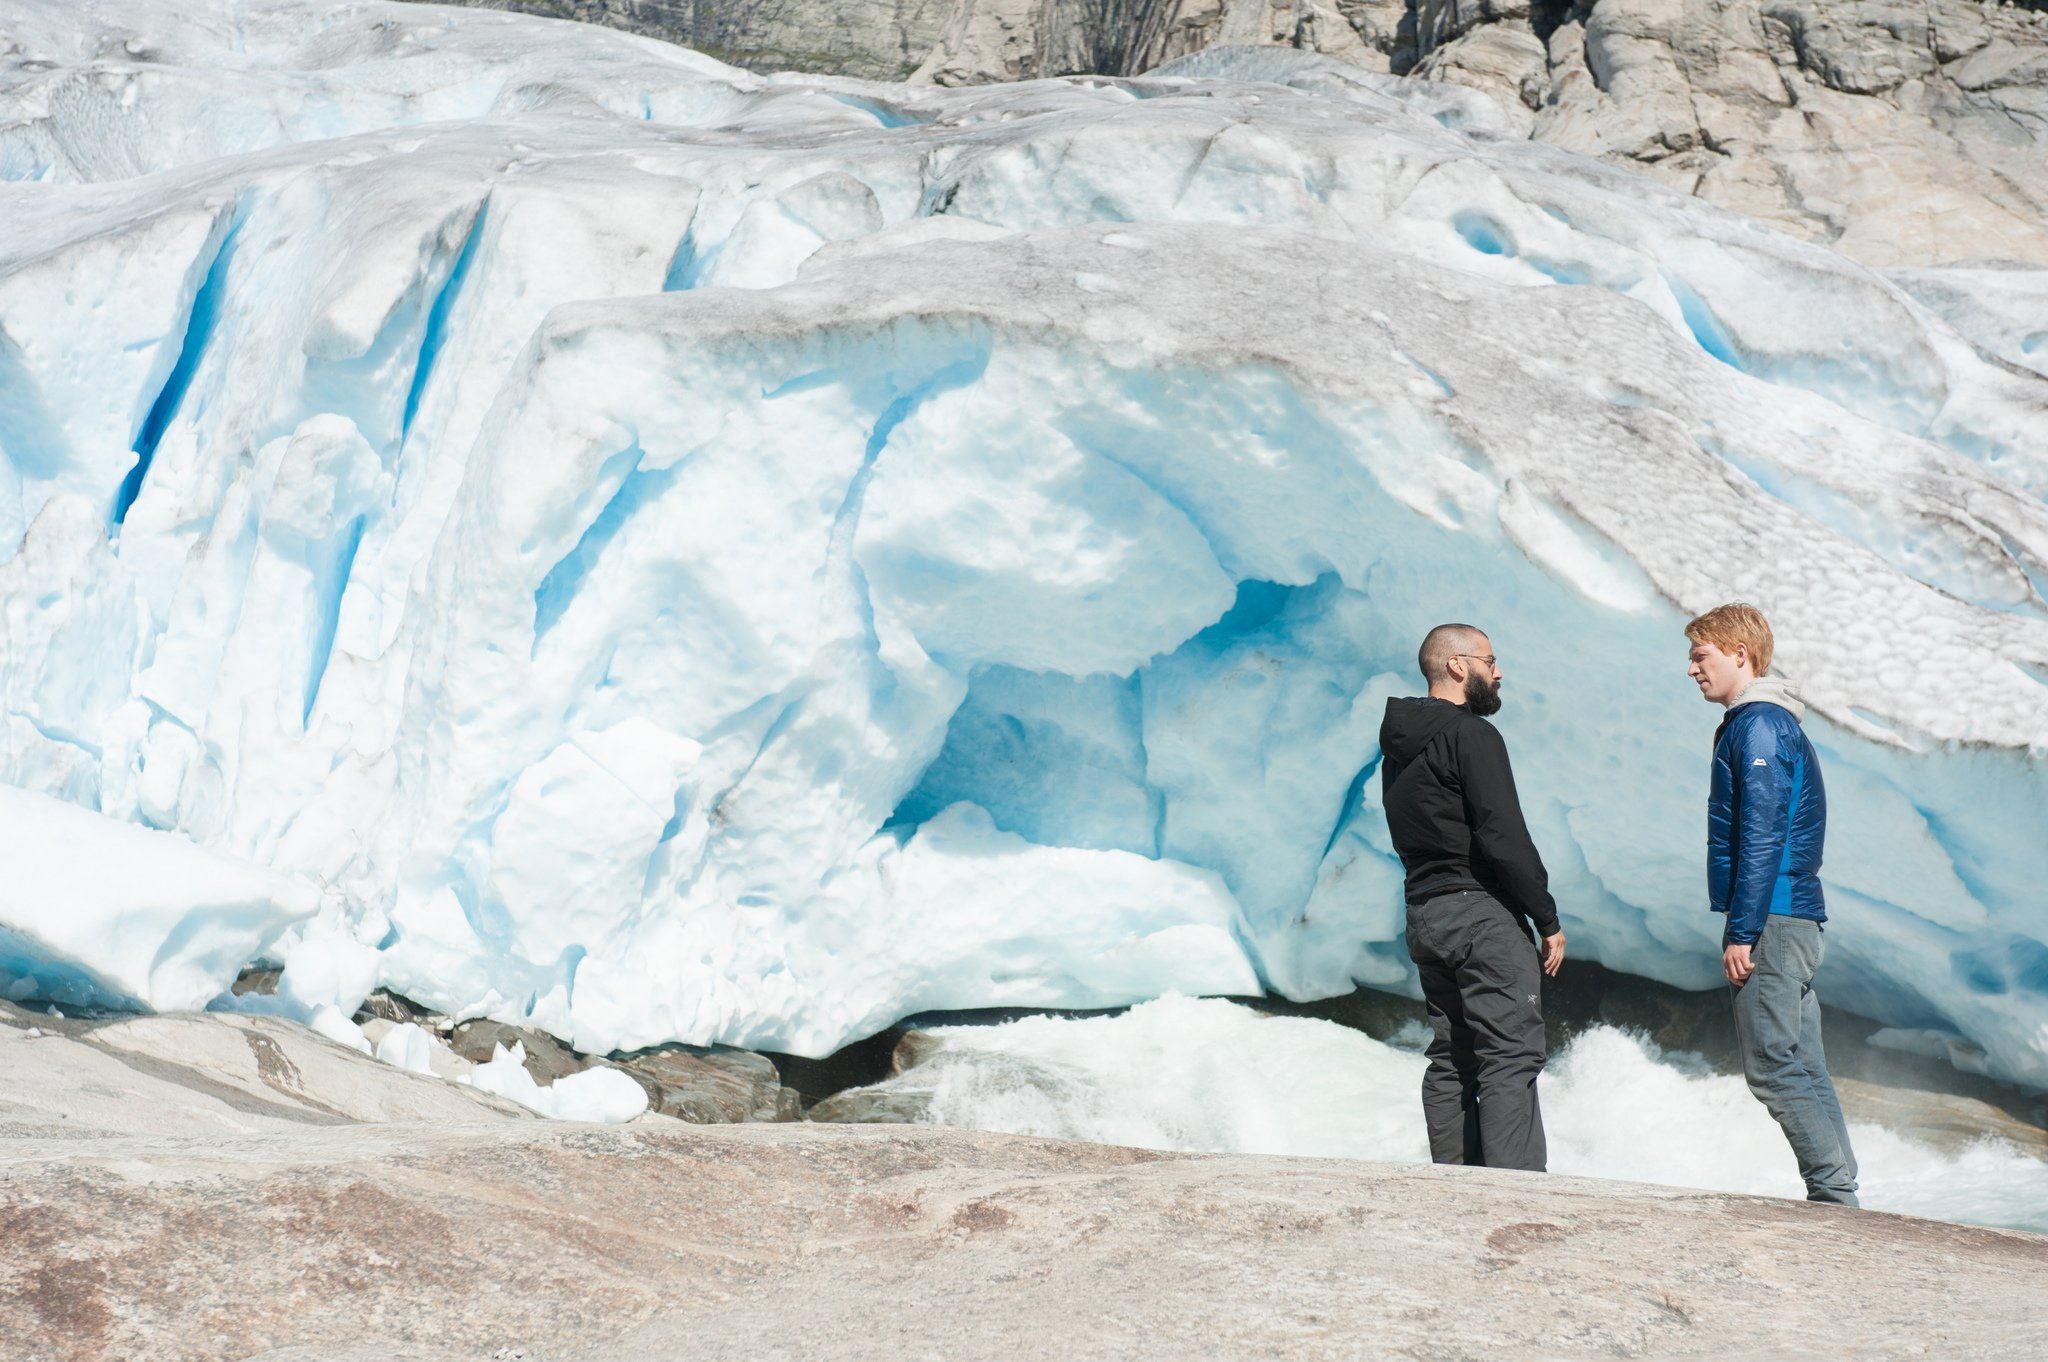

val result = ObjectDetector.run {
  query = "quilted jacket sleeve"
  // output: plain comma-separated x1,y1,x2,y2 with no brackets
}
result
1707,722,1735,918
1725,710,1795,946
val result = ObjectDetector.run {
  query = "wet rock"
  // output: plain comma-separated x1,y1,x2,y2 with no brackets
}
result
436,1022,803,1121
891,1029,948,1073
808,1083,937,1124
1835,1079,2048,1159
230,966,280,996
1239,983,1417,1039
353,988,437,1028
1413,0,1532,56
0,997,103,1040
611,1044,801,1123
805,1030,955,1123
448,1020,587,1084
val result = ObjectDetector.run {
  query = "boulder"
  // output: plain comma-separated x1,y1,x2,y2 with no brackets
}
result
229,967,280,996
448,1020,587,1084
353,988,438,1028
805,1029,968,1123
807,1084,937,1124
612,1044,802,1123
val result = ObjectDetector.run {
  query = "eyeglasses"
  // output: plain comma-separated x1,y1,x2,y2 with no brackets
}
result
1455,654,1498,668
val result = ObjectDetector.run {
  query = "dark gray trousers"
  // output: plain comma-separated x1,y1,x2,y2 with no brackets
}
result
1404,889,1548,1172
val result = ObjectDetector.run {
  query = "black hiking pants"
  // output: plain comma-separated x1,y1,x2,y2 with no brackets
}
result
1404,889,1548,1172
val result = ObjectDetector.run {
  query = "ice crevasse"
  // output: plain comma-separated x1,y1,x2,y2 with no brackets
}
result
1,0,2045,1081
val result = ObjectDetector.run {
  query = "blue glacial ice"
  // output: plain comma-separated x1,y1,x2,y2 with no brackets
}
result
0,1,2045,1084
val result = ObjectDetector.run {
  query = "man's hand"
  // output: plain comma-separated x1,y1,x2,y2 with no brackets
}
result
1723,942,1754,986
1541,930,1566,977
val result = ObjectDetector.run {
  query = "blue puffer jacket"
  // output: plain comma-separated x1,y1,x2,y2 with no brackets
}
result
1708,682,1827,946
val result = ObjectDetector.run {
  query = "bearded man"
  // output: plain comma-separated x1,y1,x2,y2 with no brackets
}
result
1379,623,1566,1171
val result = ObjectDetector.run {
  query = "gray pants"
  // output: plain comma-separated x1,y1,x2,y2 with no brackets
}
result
1404,890,1547,1172
1730,915,1859,1205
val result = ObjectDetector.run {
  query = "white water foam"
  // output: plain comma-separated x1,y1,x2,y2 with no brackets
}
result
879,995,2048,1233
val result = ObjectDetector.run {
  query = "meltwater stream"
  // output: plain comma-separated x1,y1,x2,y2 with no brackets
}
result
858,995,2048,1234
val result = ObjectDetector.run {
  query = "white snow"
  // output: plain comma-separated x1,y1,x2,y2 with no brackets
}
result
307,1003,374,1054
868,995,2048,1232
462,1041,649,1122
358,1014,477,1081
1,1,2045,1083
371,1019,439,1075
0,783,317,1011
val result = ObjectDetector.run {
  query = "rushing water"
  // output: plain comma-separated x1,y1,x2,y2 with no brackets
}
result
863,994,2048,1233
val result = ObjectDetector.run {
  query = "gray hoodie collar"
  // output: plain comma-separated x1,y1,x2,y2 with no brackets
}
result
1732,675,1805,722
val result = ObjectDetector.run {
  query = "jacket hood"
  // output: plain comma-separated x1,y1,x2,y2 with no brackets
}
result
1733,675,1806,722
1380,696,1467,763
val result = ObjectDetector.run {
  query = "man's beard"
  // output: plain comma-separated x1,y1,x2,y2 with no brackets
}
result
1464,672,1502,717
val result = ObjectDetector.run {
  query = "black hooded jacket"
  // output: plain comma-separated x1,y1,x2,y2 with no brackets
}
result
1378,697,1559,937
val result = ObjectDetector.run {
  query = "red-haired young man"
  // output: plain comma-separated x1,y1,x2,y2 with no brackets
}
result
1687,603,1858,1206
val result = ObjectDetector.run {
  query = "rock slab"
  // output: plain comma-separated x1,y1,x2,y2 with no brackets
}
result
2,1004,2044,1361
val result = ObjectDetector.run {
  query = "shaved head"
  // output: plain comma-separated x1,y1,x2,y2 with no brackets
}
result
1418,623,1488,685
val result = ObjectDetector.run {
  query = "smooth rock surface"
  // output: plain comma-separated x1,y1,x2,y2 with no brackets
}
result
807,1080,937,1123
613,1041,803,1122
2,1005,2045,1361
1832,1077,2048,1159
0,998,526,1134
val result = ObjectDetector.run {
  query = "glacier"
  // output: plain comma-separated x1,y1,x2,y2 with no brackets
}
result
2,1,2046,1082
